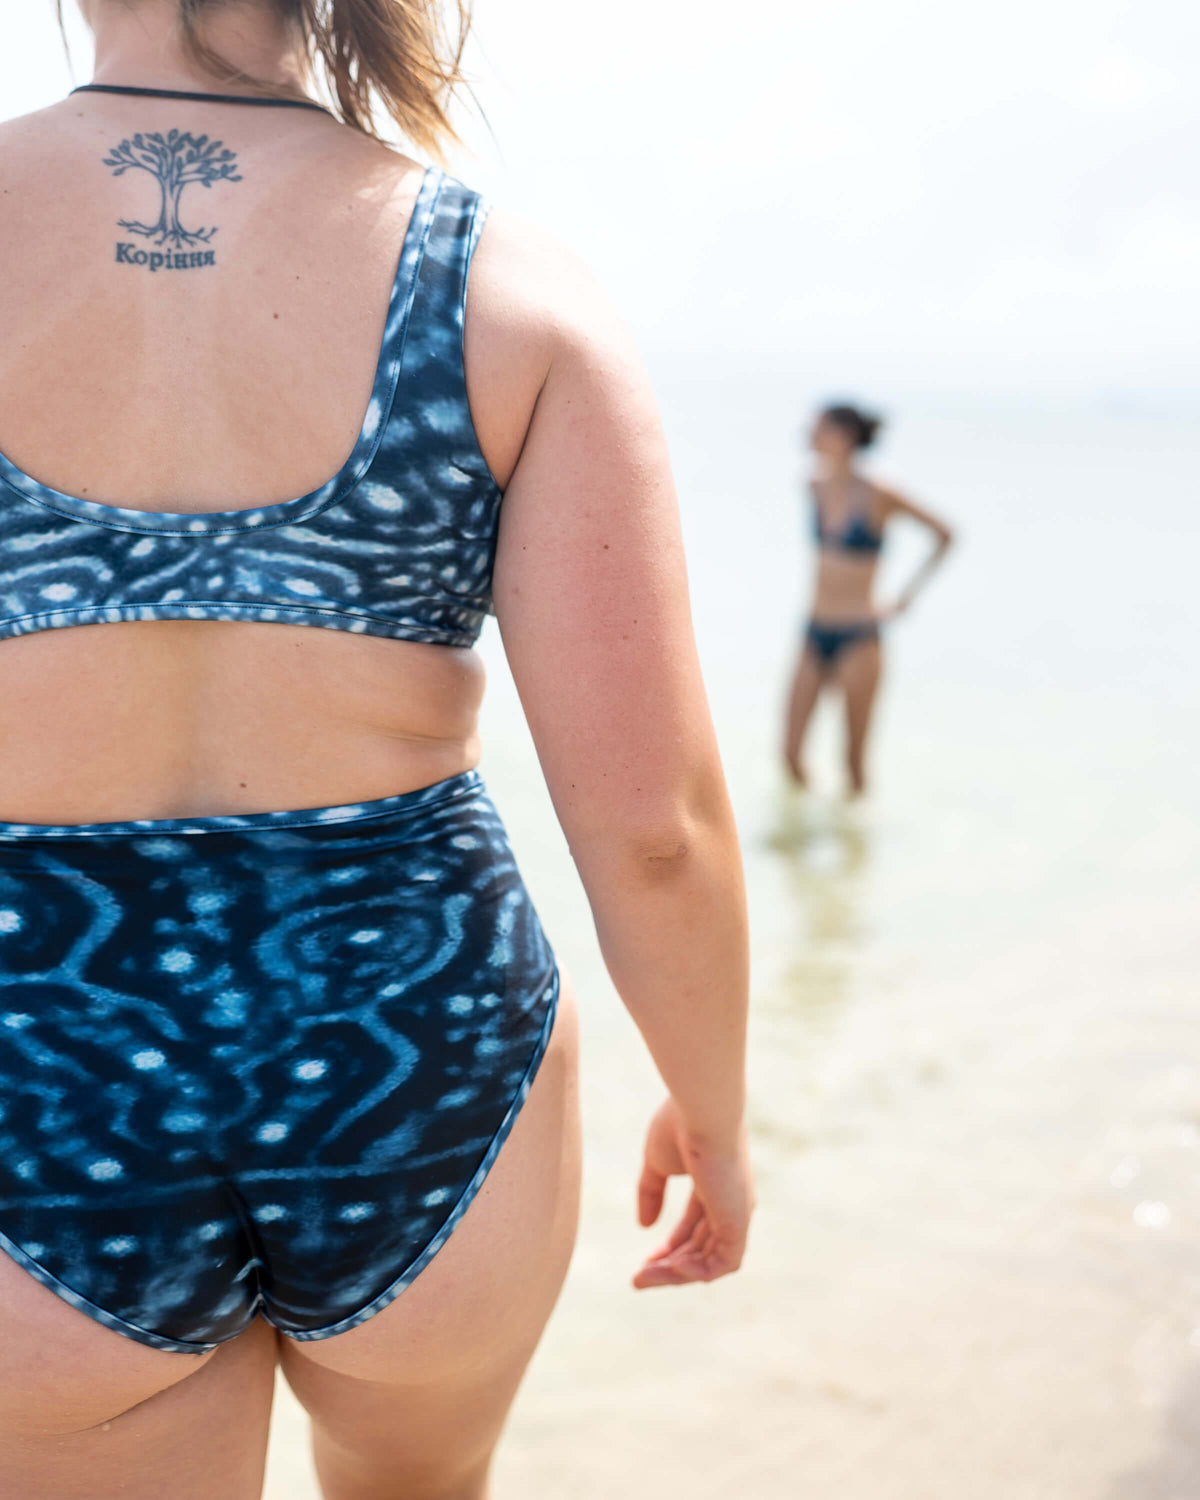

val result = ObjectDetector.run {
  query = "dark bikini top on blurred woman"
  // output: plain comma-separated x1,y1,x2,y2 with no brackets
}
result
0,168,500,650
811,476,883,556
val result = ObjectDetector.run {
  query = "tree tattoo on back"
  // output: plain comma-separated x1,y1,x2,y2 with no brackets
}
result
105,129,243,273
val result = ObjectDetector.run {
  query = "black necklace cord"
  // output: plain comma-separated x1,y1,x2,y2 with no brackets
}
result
70,84,331,116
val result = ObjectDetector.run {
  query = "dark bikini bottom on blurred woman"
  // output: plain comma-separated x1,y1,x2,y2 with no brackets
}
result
805,619,880,671
0,767,558,1354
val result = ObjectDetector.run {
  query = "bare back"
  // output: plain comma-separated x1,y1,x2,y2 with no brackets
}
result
0,95,540,822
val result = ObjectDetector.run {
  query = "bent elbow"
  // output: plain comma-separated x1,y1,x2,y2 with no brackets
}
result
564,773,737,885
618,801,731,884
635,831,694,878
569,813,703,884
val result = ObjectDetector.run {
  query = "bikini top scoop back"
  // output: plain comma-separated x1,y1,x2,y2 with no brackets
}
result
0,169,501,651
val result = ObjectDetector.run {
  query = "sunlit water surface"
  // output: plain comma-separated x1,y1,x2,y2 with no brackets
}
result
266,381,1200,1498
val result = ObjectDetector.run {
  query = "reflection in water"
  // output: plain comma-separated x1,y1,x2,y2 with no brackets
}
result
747,782,877,1155
763,781,873,1036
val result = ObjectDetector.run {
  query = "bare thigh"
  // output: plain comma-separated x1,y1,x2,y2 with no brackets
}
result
0,1256,276,1500
783,646,825,781
279,970,582,1500
836,637,883,790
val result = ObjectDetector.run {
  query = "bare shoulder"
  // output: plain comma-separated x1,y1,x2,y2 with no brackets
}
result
0,104,65,177
868,478,954,538
0,95,106,153
470,203,632,371
0,106,81,262
462,201,640,486
868,478,908,512
0,103,57,143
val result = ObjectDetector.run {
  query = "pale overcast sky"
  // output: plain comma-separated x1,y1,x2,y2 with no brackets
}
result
4,1,1197,399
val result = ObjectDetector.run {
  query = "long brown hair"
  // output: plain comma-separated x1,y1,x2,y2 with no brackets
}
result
63,0,472,154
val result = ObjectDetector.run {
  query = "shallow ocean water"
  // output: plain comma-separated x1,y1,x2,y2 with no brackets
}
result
265,382,1200,1498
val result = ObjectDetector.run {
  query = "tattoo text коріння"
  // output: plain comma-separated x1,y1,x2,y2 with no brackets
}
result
104,129,242,270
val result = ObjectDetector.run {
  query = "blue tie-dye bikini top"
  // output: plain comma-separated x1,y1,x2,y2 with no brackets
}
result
0,168,499,650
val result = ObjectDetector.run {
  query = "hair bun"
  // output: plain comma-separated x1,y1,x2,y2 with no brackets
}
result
821,403,885,451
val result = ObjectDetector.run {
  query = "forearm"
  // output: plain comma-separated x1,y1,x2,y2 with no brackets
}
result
568,804,749,1145
898,535,952,607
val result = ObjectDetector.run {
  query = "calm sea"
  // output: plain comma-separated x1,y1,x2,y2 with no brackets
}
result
266,380,1200,1498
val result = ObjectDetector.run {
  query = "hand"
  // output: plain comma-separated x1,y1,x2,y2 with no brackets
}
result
875,596,910,624
633,1097,754,1289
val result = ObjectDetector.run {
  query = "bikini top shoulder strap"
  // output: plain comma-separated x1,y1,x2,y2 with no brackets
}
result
413,173,489,320
377,171,495,486
396,172,490,391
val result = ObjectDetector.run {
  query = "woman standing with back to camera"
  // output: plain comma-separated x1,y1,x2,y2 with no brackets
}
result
0,2,752,1495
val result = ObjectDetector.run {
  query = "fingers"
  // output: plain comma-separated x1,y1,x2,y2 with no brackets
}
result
632,1231,744,1289
660,1190,704,1255
633,1204,745,1289
637,1162,667,1227
632,1098,753,1289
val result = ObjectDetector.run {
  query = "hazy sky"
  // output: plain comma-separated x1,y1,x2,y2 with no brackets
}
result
4,1,1197,399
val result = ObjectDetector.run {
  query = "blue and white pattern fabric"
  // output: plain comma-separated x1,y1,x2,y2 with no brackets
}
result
0,169,563,1352
0,168,501,648
0,771,558,1353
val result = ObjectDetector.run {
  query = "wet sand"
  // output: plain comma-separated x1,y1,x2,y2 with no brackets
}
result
265,802,1200,1498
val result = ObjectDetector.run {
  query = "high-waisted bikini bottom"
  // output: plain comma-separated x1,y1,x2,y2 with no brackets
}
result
0,769,558,1354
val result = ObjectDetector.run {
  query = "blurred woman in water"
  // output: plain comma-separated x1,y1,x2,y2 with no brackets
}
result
783,404,954,795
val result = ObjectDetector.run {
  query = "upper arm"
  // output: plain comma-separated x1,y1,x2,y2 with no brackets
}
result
877,483,954,542
482,232,723,844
